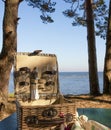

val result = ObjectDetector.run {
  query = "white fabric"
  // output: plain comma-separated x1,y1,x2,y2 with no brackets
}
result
31,88,39,100
35,89,39,99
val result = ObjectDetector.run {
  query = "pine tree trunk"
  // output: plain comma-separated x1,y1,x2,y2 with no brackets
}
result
103,0,111,94
86,0,100,95
0,0,21,103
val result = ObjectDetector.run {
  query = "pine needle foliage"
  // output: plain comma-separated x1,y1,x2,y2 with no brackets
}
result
63,0,108,39
25,0,56,23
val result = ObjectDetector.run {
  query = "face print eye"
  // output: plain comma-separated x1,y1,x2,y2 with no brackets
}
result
42,108,57,118
25,116,38,124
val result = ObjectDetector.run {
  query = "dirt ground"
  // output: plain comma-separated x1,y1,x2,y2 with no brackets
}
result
64,94,111,108
0,94,111,121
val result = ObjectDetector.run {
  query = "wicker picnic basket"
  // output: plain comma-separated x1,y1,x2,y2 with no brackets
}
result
16,102,76,130
14,51,76,130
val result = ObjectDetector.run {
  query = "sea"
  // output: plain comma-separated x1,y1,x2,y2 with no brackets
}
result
9,71,103,95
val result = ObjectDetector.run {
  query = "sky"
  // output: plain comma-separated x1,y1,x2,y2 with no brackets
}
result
0,0,107,72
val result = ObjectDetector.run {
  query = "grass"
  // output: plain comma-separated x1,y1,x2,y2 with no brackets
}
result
8,93,14,98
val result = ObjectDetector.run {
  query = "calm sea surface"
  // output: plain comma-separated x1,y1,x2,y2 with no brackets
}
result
9,72,103,94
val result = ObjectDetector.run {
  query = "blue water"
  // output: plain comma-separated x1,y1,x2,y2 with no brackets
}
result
59,72,103,95
9,72,103,95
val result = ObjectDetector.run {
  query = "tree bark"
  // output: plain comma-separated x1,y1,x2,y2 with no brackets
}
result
85,0,100,95
103,0,111,94
0,0,21,102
